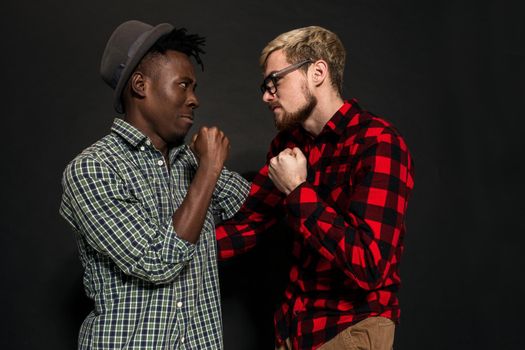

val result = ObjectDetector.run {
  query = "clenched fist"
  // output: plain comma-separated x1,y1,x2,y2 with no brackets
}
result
190,126,230,175
268,147,307,195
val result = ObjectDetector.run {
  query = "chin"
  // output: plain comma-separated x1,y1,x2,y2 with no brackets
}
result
173,136,186,147
273,113,284,126
167,133,187,147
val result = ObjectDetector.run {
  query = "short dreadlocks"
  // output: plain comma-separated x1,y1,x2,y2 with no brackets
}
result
148,27,206,70
133,27,206,82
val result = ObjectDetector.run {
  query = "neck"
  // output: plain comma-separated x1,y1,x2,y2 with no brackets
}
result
302,90,344,136
124,108,169,159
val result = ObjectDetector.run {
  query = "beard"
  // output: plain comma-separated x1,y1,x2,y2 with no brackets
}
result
274,84,317,131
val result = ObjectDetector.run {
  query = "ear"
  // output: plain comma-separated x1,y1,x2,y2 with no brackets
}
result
310,59,329,87
130,71,147,98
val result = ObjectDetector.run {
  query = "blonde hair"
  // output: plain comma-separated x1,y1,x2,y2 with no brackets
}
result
260,26,346,95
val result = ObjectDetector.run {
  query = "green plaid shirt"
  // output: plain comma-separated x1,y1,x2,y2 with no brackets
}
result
60,118,249,349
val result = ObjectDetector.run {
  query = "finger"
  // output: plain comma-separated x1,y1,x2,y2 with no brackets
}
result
191,133,198,144
292,147,305,159
280,148,293,156
189,134,198,152
278,153,290,161
208,126,222,136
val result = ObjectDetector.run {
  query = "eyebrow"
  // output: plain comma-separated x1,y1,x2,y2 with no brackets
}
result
178,76,196,82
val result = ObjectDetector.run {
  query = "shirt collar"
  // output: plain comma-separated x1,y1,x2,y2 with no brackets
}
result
111,118,197,166
292,98,361,143
111,118,149,148
320,98,361,137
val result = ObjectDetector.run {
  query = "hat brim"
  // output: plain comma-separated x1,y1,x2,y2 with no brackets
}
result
113,23,174,114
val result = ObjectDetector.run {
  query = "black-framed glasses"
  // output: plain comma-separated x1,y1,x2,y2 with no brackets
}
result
260,59,312,95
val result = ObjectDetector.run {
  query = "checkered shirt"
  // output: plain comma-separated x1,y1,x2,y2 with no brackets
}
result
60,118,249,349
216,100,415,349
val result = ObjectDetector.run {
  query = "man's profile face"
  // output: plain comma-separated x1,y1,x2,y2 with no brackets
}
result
142,50,199,146
262,50,316,131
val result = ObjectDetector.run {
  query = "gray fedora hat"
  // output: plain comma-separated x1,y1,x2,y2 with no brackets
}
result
100,20,174,113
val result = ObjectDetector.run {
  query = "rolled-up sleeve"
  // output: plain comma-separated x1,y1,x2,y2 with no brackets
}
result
60,155,195,284
212,167,250,221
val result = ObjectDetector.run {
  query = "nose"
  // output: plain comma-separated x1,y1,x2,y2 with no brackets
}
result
262,89,275,103
187,90,199,109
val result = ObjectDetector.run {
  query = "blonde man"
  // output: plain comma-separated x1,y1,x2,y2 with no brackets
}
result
217,26,415,350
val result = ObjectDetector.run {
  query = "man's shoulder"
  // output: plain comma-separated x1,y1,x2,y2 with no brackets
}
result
350,109,403,140
63,133,126,180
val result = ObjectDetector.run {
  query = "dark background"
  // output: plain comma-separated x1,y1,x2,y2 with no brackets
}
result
2,0,524,349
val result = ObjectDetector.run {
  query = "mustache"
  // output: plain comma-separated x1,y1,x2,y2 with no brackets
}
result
268,103,281,110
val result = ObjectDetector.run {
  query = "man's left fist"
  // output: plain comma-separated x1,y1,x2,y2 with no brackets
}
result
268,147,307,195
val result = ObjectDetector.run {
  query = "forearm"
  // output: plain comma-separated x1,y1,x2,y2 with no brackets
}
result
61,158,197,284
216,210,278,260
284,183,391,289
216,166,281,259
211,168,250,221
172,162,221,243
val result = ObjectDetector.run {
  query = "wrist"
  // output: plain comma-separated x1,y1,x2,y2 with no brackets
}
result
198,159,223,177
285,179,305,196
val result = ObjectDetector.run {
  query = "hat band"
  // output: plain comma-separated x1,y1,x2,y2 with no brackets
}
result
111,63,125,89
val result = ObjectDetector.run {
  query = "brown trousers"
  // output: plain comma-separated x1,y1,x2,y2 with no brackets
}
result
276,316,395,350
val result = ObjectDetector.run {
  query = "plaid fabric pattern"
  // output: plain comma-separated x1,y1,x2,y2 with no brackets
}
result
60,118,249,349
217,100,415,350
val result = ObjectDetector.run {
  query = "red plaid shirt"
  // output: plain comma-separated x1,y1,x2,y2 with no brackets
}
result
216,100,415,349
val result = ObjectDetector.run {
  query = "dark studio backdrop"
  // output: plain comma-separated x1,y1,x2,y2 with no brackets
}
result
2,0,524,349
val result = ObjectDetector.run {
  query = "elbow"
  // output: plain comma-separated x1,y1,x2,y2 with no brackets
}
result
129,260,190,285
150,263,188,284
359,271,388,291
343,256,391,291
349,273,387,291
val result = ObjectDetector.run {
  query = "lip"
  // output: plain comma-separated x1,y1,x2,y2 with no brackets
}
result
180,115,194,123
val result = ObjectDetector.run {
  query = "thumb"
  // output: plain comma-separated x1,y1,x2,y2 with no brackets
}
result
292,147,305,159
190,133,199,152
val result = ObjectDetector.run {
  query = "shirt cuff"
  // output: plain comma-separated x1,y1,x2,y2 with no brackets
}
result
161,219,196,264
283,182,323,237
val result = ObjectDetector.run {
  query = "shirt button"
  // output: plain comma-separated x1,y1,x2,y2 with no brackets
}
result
177,301,183,308
181,337,185,343
140,146,145,151
145,140,151,146
157,159,164,166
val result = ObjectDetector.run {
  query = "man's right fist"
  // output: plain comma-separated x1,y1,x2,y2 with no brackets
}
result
190,126,230,173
